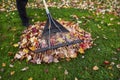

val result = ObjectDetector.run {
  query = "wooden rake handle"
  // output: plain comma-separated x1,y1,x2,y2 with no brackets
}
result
43,0,50,14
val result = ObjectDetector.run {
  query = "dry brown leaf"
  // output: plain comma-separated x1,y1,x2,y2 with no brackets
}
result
64,69,68,75
10,71,15,76
2,63,6,67
8,52,13,56
66,58,71,62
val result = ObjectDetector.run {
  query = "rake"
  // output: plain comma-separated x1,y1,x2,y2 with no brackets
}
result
35,0,82,53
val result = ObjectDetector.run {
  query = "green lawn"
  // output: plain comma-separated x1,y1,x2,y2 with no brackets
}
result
0,8,120,80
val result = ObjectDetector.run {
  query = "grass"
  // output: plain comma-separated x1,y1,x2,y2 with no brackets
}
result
0,7,120,80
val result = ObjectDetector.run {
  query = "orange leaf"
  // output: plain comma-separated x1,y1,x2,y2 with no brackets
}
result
29,46,36,51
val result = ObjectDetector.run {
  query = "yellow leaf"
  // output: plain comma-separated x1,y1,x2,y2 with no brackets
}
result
28,77,33,80
108,66,112,70
2,63,6,67
23,49,29,53
10,71,15,76
29,46,36,51
13,43,19,47
79,47,84,54
57,38,64,43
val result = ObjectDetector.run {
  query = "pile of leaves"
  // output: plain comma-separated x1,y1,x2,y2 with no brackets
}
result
14,20,93,64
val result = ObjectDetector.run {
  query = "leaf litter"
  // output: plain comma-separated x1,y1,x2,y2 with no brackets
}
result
14,20,93,64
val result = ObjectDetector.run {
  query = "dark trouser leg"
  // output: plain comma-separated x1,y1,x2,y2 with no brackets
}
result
16,0,29,25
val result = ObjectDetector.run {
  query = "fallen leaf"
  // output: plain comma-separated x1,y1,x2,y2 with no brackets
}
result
9,64,14,68
8,52,13,56
104,61,110,65
14,54,22,59
110,62,115,66
23,49,29,54
75,77,78,80
108,66,112,70
64,69,68,75
2,63,6,67
13,43,19,47
93,66,99,71
53,58,59,63
21,67,29,71
29,46,36,51
110,18,114,21
10,71,15,76
79,47,84,54
116,64,120,69
27,55,32,61
66,58,71,62
28,77,33,80
36,59,42,64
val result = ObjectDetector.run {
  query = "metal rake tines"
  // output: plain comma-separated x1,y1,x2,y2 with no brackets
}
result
41,14,69,37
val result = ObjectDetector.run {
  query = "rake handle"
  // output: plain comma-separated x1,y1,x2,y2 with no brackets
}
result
43,0,50,14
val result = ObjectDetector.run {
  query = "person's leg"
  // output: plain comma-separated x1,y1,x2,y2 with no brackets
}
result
16,0,29,27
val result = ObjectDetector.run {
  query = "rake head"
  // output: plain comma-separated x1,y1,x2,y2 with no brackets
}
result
34,0,82,53
34,14,82,53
